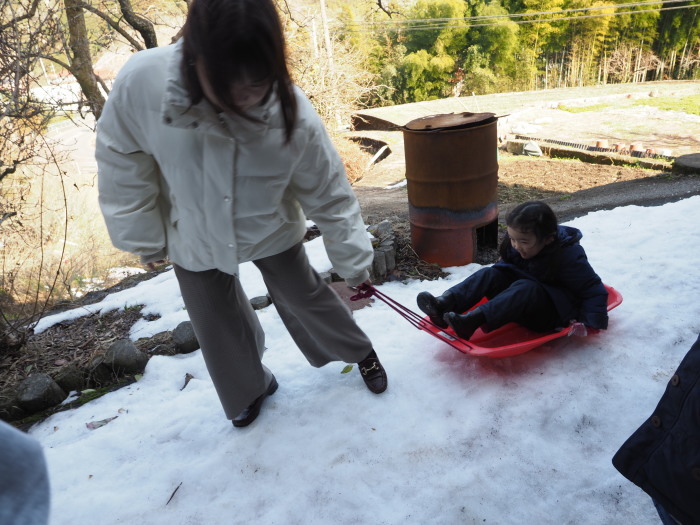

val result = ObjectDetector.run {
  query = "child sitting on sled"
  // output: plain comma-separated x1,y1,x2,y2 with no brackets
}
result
416,200,609,340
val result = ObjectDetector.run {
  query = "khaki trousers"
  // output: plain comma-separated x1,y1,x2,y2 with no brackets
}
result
173,242,373,419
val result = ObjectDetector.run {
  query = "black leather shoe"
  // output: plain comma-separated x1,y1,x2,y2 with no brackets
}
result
358,350,387,394
444,308,486,340
417,291,449,328
232,375,278,428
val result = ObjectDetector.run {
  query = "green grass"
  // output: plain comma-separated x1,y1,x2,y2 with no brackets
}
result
633,94,700,115
557,103,612,113
558,94,700,116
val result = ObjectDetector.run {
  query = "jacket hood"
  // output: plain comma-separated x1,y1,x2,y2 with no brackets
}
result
557,225,582,247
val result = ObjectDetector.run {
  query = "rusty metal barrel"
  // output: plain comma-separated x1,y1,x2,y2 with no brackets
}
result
402,112,498,267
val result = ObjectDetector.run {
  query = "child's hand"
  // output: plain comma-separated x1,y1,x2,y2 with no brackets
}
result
568,322,601,337
569,322,589,337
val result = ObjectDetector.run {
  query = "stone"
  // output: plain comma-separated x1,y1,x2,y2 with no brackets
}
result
103,339,149,374
372,220,393,239
250,295,272,310
319,271,333,284
506,141,524,155
673,153,700,175
16,373,66,413
172,321,199,353
0,389,25,421
88,355,113,386
380,245,396,271
372,249,387,278
54,365,85,393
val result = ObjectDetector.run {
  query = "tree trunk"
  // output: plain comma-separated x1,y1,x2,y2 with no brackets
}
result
64,0,105,118
669,49,677,78
679,41,688,78
602,50,608,84
559,50,565,87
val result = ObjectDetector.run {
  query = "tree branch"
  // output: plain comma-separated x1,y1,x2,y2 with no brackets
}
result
376,0,400,18
117,0,158,48
34,54,73,73
78,1,145,51
0,160,20,183
0,0,41,32
274,0,299,25
0,212,18,226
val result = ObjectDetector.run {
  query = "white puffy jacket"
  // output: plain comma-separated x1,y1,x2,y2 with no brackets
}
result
96,41,373,285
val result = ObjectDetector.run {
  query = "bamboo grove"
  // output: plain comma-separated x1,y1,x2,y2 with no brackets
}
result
336,0,700,105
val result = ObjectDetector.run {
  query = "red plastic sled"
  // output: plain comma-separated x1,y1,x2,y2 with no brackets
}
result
418,284,623,358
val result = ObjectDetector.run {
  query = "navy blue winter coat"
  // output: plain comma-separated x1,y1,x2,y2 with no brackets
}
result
613,333,700,525
494,225,608,329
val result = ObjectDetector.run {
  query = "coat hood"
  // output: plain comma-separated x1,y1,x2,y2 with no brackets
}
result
556,225,583,247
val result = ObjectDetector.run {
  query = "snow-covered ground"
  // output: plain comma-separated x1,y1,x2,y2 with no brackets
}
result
29,196,700,524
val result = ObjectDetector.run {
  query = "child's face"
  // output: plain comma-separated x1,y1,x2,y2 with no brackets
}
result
507,227,553,259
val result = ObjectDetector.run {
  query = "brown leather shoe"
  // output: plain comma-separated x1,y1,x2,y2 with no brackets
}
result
358,350,387,394
232,375,278,428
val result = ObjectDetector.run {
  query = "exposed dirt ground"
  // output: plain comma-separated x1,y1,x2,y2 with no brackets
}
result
357,152,666,221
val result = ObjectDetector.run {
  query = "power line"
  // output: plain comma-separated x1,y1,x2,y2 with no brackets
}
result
342,0,691,26
472,4,698,29
339,0,699,33
383,5,699,33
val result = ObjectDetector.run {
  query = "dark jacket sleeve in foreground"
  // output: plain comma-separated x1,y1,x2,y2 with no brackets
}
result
612,333,700,525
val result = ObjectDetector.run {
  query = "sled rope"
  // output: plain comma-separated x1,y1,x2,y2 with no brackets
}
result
349,283,474,352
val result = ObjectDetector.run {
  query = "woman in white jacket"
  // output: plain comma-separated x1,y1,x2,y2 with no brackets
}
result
96,0,387,428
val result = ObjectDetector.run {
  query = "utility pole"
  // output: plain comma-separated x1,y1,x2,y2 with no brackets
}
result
319,0,334,72
318,0,341,129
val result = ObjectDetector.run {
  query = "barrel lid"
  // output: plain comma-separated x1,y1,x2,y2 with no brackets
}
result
404,112,496,132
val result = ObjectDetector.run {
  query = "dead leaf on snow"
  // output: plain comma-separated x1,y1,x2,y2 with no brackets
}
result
85,415,118,430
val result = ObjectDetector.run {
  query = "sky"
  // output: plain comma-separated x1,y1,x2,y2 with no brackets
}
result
27,195,700,525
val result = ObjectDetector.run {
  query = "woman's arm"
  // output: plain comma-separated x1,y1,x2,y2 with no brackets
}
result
288,97,373,286
95,74,166,264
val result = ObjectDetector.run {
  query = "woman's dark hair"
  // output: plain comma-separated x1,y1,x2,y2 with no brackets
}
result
499,201,559,258
181,0,297,142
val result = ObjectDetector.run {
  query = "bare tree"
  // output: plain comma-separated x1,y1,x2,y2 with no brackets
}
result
2,0,169,121
0,0,174,351
1,3,52,349
65,0,106,117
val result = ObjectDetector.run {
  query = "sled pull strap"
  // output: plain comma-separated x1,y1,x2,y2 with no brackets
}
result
350,283,425,330
349,284,473,352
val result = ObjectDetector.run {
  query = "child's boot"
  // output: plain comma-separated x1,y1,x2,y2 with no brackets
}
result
444,308,486,340
417,291,455,328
